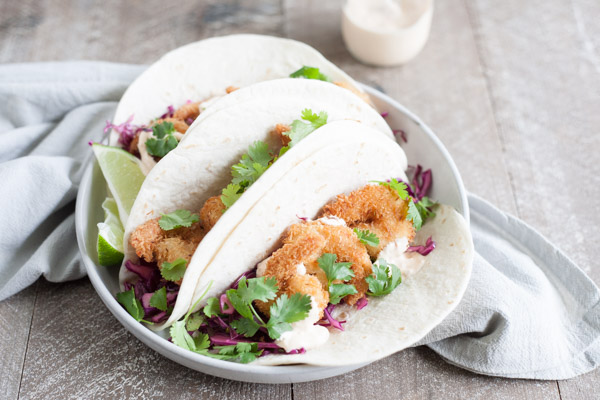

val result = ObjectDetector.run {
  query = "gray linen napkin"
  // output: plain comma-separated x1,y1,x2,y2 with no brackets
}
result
0,62,598,380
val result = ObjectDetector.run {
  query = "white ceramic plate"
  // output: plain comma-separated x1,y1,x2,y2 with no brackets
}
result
75,85,469,384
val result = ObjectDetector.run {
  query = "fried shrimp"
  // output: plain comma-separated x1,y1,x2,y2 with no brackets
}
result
129,217,206,283
320,184,415,259
272,123,291,146
256,220,372,317
153,117,189,134
199,195,226,231
173,101,201,122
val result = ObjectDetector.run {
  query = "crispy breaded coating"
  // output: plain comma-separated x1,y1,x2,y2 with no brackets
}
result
225,86,239,94
173,101,201,122
129,213,206,284
272,123,291,147
257,221,372,317
153,118,189,133
199,195,226,231
128,132,141,157
320,184,415,259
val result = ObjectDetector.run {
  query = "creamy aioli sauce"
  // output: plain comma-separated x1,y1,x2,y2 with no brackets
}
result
378,237,426,278
342,0,433,66
256,258,269,277
275,297,330,352
318,216,347,226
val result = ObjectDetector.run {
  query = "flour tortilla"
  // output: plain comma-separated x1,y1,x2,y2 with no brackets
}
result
187,135,473,366
121,113,399,330
109,34,366,146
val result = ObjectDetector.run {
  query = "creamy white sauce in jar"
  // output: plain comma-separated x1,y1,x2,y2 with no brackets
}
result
342,0,434,66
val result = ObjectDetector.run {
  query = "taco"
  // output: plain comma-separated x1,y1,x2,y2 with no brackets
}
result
117,79,397,331
163,121,473,365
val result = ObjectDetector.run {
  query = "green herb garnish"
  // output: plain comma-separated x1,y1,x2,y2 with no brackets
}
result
146,121,178,157
366,258,402,297
149,286,168,311
158,209,199,230
285,109,328,147
160,258,187,282
354,228,380,247
290,66,331,82
374,180,436,231
116,287,149,323
318,253,358,304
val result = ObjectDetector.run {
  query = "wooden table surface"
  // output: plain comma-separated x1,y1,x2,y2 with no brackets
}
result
1,0,598,398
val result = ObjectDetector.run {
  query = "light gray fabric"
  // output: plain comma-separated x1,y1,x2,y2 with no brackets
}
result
0,62,598,380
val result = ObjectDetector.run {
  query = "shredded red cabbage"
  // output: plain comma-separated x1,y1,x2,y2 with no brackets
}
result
380,111,389,118
410,165,433,201
160,105,175,119
296,215,308,221
355,297,368,310
230,269,257,290
393,129,408,143
318,304,346,331
103,115,149,149
407,236,436,256
220,293,234,314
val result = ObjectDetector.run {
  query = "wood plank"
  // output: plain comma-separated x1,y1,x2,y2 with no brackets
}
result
0,284,37,400
466,0,600,394
18,279,292,399
294,347,559,400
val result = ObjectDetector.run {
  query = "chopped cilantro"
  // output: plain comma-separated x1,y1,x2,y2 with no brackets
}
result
366,258,402,297
267,293,312,339
285,109,328,147
116,287,146,322
290,66,331,82
231,141,272,187
317,253,357,304
158,209,199,230
407,201,423,231
203,297,221,318
160,258,187,282
146,121,179,157
354,228,380,247
149,287,168,311
214,342,262,363
186,312,204,331
221,183,243,209
375,179,409,200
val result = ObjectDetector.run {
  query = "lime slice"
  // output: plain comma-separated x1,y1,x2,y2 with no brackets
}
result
92,144,146,226
97,198,125,266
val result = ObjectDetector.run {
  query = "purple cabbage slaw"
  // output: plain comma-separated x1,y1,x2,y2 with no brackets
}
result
103,116,150,149
407,236,436,256
123,260,179,324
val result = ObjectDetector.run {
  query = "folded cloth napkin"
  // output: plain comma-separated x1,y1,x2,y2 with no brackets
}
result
0,62,598,380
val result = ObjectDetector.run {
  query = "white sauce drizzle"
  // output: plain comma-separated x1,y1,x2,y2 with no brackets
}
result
378,237,426,279
275,297,330,353
317,216,347,226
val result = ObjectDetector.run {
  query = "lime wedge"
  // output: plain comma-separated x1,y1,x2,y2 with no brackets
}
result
97,197,125,266
92,144,146,226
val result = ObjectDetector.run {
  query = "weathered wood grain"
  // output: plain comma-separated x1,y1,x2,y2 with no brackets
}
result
0,284,37,400
18,279,292,400
0,0,597,398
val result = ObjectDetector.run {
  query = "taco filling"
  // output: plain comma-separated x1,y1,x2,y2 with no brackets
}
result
163,171,437,363
118,109,332,323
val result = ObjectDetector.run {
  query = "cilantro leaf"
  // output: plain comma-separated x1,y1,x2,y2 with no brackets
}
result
170,319,197,350
231,317,261,337
412,196,437,230
226,276,278,321
214,342,262,364
146,122,178,157
221,183,243,209
116,288,145,322
158,209,199,230
289,66,331,82
203,297,221,318
366,258,402,297
186,312,204,331
285,109,328,147
193,333,211,351
375,179,409,200
354,228,380,247
407,201,423,231
149,287,167,311
266,293,312,339
329,283,358,304
160,258,187,282
231,141,272,186
318,253,355,284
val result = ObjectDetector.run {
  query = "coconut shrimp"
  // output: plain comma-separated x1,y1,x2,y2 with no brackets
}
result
256,219,372,318
320,184,415,259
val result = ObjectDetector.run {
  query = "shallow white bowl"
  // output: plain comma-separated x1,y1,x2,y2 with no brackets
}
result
75,85,468,384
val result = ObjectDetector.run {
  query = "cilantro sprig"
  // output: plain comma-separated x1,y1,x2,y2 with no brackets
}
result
146,121,179,157
318,253,358,304
149,287,168,311
223,277,311,339
160,258,187,282
116,287,152,324
354,228,380,247
374,179,436,230
159,209,199,230
284,109,328,147
366,259,402,297
290,66,331,82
